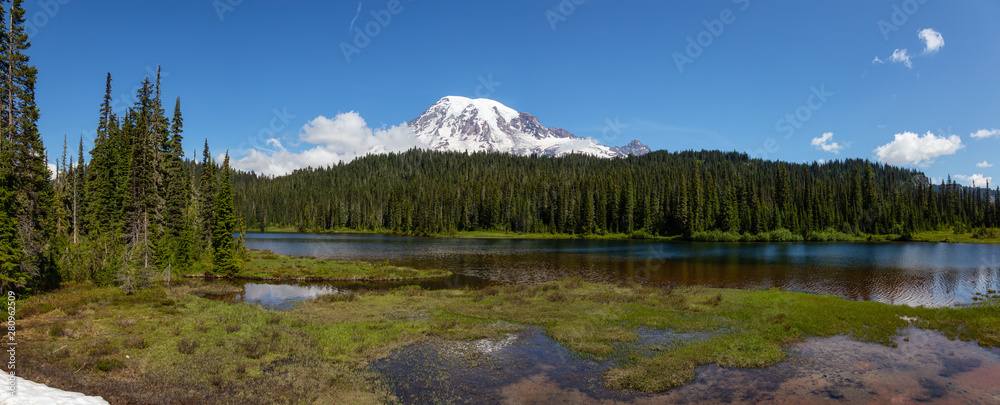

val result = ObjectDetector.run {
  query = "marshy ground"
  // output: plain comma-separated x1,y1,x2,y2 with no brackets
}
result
187,250,453,282
16,277,1000,404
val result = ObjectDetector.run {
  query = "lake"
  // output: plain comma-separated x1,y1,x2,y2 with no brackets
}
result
242,232,999,308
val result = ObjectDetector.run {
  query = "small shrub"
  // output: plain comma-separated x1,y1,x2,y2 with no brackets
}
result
210,375,226,389
177,338,199,355
319,292,356,303
690,230,740,242
537,284,559,292
259,250,279,260
124,336,148,349
972,227,1000,239
116,319,137,328
225,324,242,333
563,277,584,289
267,314,282,325
89,339,119,356
48,324,67,338
546,291,568,302
95,359,125,372
240,338,268,359
629,230,654,239
757,229,804,242
397,285,424,297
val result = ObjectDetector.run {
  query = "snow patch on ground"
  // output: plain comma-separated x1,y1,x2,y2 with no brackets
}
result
0,377,108,405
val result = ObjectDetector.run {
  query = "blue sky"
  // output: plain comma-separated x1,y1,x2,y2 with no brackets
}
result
30,0,1000,184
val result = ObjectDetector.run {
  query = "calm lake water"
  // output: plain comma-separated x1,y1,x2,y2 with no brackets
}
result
243,232,1000,308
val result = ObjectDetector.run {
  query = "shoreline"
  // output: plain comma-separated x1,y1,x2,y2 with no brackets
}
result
250,228,1000,245
181,273,452,283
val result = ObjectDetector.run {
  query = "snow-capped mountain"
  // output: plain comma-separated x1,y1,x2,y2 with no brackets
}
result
407,96,650,158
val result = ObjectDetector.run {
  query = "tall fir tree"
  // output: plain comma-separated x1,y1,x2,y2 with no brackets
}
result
162,96,192,268
0,143,22,287
73,136,84,243
86,73,116,234
6,0,57,289
124,78,161,268
199,139,216,250
212,152,237,276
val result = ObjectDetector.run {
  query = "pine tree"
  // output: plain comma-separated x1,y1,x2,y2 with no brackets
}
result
0,128,24,288
212,153,237,276
55,134,67,237
73,136,84,243
162,96,192,268
87,73,116,234
199,140,216,250
6,0,57,289
124,78,161,269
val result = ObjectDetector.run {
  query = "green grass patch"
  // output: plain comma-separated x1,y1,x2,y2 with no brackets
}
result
911,228,1000,244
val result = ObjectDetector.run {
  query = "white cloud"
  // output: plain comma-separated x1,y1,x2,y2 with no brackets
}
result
970,128,1000,139
890,49,912,68
977,161,993,168
918,28,944,54
47,163,57,180
873,131,964,166
231,111,427,177
817,159,826,165
265,138,283,150
810,132,848,154
872,56,884,65
954,174,993,188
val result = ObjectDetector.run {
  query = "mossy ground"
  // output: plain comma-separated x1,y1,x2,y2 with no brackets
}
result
18,280,999,403
187,250,451,281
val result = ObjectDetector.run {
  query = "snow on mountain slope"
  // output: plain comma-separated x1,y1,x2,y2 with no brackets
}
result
407,96,649,158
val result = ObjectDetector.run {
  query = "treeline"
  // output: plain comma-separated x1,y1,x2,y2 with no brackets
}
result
232,149,999,238
0,0,241,293
48,71,244,291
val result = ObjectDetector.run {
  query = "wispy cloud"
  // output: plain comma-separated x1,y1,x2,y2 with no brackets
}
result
872,56,884,65
810,132,848,154
348,1,362,33
970,128,1000,139
918,28,944,54
873,131,963,166
890,49,912,68
976,161,993,168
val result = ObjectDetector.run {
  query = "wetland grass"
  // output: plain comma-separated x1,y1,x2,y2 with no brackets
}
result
17,278,1000,402
185,250,452,282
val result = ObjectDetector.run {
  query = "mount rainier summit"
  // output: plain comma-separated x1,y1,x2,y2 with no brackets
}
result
407,96,649,158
